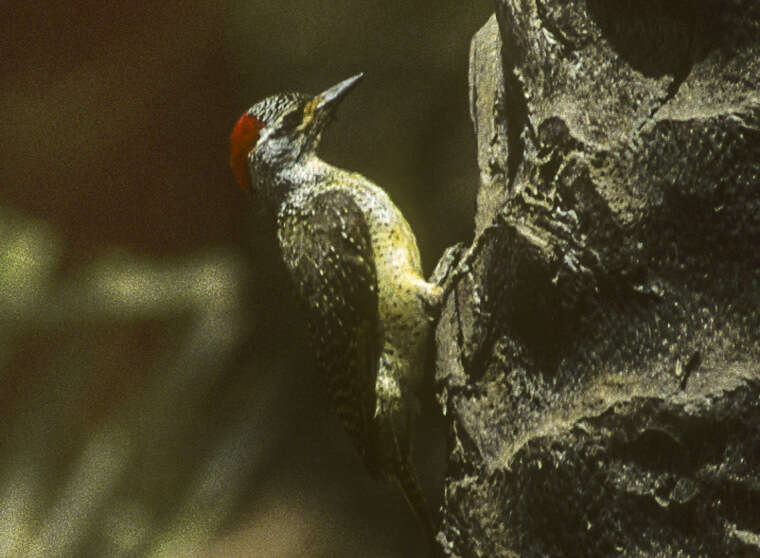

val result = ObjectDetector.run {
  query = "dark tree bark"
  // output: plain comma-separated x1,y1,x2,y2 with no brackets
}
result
435,2,760,556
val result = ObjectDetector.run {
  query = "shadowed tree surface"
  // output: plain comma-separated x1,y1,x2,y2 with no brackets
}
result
435,1,760,556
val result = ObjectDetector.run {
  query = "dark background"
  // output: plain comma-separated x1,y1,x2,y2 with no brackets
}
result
0,2,491,556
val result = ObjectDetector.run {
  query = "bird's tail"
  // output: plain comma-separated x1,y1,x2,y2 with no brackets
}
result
394,453,436,546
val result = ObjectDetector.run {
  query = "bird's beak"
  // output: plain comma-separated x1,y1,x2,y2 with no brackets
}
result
316,73,364,111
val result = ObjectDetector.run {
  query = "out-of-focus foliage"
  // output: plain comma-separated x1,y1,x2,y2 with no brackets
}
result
0,207,251,557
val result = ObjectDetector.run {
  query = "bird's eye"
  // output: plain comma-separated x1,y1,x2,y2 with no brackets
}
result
282,110,302,128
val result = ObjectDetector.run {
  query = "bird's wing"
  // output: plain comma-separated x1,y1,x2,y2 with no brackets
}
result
278,188,381,467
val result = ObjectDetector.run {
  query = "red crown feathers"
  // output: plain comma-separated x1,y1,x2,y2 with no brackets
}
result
229,112,265,191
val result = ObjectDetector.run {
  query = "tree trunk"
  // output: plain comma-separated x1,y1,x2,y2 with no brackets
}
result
435,2,760,556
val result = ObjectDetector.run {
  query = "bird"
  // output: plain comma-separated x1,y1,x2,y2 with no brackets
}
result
230,73,443,541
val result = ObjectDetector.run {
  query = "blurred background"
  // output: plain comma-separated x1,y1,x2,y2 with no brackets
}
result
0,2,490,556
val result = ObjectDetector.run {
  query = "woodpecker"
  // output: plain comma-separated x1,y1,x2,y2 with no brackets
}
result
230,74,442,539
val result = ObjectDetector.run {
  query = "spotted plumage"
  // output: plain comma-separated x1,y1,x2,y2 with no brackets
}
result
231,74,441,540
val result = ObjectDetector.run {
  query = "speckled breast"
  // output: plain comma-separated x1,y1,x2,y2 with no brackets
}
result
334,175,432,386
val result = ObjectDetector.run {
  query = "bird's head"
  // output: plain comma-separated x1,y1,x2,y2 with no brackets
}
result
230,73,364,200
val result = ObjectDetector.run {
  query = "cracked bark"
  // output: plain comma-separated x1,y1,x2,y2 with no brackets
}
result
435,2,760,557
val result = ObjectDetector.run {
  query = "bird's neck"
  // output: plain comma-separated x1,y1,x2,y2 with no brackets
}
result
264,155,337,209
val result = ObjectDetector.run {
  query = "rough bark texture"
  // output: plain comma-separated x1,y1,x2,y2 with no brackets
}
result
435,2,760,557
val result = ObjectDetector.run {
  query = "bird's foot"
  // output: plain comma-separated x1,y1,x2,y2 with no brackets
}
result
428,242,466,290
